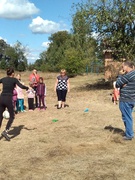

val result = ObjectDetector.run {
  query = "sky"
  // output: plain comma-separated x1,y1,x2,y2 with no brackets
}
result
0,0,86,64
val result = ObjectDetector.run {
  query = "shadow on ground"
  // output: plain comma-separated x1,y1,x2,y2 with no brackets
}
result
54,104,69,108
8,125,24,139
104,125,125,136
8,125,37,139
74,79,113,91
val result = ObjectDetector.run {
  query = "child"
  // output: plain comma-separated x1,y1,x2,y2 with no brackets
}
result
36,77,46,110
16,74,25,112
112,70,125,105
112,80,120,105
27,83,35,111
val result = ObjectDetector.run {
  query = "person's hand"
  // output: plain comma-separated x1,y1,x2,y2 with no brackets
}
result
26,87,29,91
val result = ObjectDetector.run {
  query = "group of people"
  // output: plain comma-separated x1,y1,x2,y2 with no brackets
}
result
0,68,70,141
11,70,46,113
0,61,135,142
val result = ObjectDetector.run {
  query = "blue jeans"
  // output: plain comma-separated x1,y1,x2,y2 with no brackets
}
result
119,101,134,138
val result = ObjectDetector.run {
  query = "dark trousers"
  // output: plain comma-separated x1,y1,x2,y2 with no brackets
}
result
38,95,45,108
33,86,38,107
28,98,34,110
56,90,67,101
0,95,15,130
13,100,17,110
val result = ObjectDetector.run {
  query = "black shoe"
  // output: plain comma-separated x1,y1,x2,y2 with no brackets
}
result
123,136,132,140
1,130,10,141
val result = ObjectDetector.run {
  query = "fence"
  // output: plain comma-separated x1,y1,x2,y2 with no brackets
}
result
86,60,104,74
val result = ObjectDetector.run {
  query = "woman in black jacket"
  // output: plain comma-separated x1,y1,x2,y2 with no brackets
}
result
0,68,29,141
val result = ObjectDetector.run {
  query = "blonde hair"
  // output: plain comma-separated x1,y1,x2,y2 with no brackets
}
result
60,69,66,75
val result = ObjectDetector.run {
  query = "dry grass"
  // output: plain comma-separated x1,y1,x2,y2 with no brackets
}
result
0,71,135,180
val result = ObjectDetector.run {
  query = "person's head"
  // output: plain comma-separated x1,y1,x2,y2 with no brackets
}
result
33,69,37,75
39,77,43,83
122,61,134,73
16,74,21,81
7,67,14,77
60,69,66,76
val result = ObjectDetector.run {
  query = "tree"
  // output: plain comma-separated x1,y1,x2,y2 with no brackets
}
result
71,3,98,68
0,40,28,70
0,39,9,56
73,0,135,60
72,7,93,51
0,59,6,69
0,40,17,69
13,41,28,71
61,47,85,75
5,47,18,68
45,31,72,71
17,61,26,72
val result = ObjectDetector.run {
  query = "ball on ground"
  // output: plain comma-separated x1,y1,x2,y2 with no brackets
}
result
3,110,10,119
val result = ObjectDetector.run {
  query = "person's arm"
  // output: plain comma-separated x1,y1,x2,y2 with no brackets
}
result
67,79,70,92
44,84,46,96
16,79,29,90
54,78,58,91
32,88,35,94
35,74,39,83
116,75,129,88
32,71,39,83
26,89,30,93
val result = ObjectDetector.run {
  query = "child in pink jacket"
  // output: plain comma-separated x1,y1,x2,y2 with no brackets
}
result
16,74,25,112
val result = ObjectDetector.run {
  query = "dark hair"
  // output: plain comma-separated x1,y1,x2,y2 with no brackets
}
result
39,77,43,81
7,67,14,76
123,61,134,68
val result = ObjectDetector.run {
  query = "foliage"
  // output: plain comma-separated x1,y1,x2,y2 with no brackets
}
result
31,0,135,73
33,29,97,75
74,0,135,61
60,47,85,76
0,40,28,71
13,41,28,71
1,0,134,74
45,31,72,71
